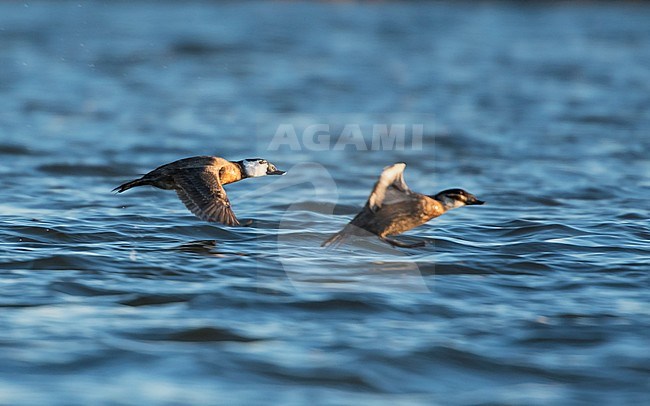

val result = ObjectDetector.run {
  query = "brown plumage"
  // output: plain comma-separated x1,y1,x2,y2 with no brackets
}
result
322,163,484,248
113,156,285,226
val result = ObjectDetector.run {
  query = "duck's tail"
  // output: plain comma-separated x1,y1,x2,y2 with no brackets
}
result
112,178,151,193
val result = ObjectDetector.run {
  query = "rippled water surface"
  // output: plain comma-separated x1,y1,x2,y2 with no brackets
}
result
1,1,649,404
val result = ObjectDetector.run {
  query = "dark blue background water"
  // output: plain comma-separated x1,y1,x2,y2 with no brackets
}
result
1,1,649,404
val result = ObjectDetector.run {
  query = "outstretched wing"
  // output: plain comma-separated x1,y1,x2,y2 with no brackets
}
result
173,167,240,226
367,163,413,212
322,163,418,248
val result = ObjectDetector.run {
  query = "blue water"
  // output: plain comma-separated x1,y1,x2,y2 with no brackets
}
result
1,1,649,404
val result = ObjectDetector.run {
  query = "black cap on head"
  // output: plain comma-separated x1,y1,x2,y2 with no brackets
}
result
435,188,484,205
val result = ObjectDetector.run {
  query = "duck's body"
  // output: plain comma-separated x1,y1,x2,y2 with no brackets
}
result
322,163,484,248
113,156,285,226
346,195,445,237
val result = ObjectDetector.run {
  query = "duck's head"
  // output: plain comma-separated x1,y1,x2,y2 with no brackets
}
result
433,188,484,210
240,158,286,177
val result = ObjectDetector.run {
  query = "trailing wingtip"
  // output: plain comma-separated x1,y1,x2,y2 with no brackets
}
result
112,178,145,194
112,183,131,193
321,232,347,248
321,234,338,248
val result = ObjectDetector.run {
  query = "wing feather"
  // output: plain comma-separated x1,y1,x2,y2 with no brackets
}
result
173,167,240,226
367,163,414,212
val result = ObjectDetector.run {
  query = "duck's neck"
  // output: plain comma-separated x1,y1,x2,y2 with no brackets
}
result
220,161,246,185
421,195,448,219
430,195,462,212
